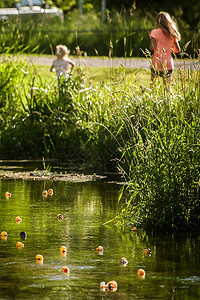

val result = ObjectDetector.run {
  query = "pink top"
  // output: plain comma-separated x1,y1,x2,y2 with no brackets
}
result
150,28,178,71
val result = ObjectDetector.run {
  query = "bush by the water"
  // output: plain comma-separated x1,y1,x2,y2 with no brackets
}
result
115,76,200,231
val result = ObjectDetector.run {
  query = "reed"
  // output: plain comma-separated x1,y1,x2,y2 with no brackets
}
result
110,65,200,230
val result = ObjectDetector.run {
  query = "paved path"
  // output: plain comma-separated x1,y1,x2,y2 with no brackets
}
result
26,55,200,70
26,55,151,69
2,54,200,70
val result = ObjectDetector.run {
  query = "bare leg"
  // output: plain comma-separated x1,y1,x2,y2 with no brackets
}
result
151,71,158,90
163,73,173,94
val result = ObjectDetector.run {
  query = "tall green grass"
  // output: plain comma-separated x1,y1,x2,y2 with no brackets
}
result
105,63,200,230
0,47,200,230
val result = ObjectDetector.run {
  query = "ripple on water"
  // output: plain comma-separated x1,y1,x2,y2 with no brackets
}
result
178,276,200,285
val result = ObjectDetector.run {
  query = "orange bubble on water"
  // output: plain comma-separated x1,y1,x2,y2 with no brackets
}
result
143,248,151,256
96,245,103,251
1,231,8,237
5,191,11,198
42,190,48,197
16,241,24,248
1,231,8,240
120,257,128,265
137,268,145,276
130,226,137,232
36,254,44,263
106,280,118,291
62,266,70,273
100,280,118,292
100,281,107,290
60,246,67,254
15,216,22,223
57,214,63,220
48,189,53,196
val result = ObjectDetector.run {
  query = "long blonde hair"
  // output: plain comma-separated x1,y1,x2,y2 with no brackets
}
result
156,12,181,40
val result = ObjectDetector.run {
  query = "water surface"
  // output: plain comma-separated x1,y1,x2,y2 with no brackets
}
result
0,178,199,299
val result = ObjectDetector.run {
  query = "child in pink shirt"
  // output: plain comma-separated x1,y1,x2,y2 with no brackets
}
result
149,12,181,93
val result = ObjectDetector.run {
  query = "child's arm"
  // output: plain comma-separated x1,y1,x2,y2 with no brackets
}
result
69,61,75,71
50,65,55,72
172,40,181,53
149,37,157,52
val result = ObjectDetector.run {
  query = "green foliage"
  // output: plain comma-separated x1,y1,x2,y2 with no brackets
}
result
48,0,77,12
0,7,199,57
0,56,29,135
111,69,200,230
0,62,88,159
0,0,14,8
0,47,200,230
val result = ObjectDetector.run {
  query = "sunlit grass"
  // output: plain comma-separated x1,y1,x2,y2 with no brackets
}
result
34,63,151,88
0,52,200,231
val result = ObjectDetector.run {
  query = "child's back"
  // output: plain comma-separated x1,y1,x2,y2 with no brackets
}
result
50,45,75,78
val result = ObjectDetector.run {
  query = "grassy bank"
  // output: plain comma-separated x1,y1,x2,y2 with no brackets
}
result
0,53,200,230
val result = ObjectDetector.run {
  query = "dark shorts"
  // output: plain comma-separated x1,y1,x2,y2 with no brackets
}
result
151,68,173,77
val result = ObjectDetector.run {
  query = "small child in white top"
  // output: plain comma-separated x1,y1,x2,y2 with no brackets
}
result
50,45,75,79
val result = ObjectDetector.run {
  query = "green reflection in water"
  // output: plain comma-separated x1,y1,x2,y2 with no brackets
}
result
0,179,199,299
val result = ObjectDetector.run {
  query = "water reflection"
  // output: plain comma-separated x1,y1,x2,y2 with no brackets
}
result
0,179,199,299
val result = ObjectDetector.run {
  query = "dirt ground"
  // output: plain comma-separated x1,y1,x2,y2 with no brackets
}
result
0,170,105,182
